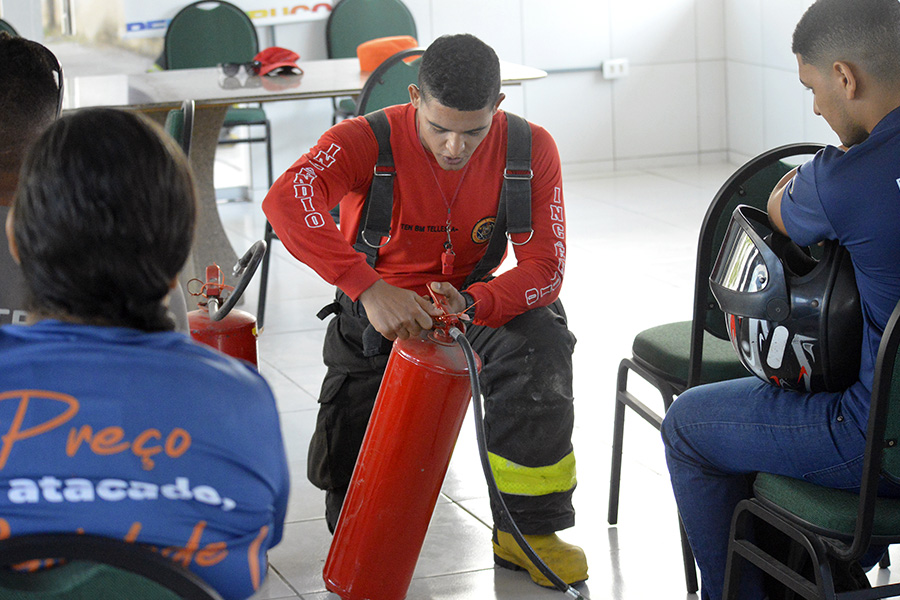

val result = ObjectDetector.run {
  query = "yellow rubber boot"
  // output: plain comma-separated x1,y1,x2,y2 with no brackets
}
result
492,529,588,588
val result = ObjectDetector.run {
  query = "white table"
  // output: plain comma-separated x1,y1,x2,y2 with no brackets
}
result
63,58,548,288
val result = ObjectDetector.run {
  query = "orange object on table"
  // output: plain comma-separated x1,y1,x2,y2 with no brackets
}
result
356,35,418,72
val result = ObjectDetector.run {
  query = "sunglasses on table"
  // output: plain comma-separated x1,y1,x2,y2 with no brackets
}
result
219,61,261,76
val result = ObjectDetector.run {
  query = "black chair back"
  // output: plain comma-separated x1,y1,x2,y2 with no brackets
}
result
0,533,224,599
355,49,423,116
687,143,825,385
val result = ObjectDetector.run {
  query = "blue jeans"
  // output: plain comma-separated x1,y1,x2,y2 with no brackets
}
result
660,377,880,600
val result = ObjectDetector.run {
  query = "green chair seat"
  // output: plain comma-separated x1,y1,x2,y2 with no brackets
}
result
223,106,267,127
0,562,181,600
724,296,900,599
338,97,357,115
632,321,750,387
0,534,222,599
755,473,900,537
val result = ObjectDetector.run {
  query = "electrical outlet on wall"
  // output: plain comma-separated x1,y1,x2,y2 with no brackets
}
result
602,58,630,80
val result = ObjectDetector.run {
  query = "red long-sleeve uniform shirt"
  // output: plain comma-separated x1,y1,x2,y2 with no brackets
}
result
262,104,566,328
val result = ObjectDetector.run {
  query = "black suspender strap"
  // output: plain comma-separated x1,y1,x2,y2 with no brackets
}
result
502,112,533,235
463,112,533,287
352,110,533,282
353,110,395,268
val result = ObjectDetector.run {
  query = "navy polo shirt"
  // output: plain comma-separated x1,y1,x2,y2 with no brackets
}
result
781,105,900,423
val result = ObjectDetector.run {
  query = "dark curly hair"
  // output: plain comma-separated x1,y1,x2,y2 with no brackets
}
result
13,108,197,331
417,34,501,111
793,0,900,85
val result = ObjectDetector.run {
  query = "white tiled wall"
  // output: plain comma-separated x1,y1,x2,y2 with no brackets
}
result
723,0,839,163
259,0,840,182
265,0,731,178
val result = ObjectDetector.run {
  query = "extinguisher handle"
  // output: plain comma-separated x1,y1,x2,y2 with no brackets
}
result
210,240,267,322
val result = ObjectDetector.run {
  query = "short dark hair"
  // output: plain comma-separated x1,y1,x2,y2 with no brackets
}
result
13,108,197,331
0,32,61,156
417,34,501,111
792,0,900,84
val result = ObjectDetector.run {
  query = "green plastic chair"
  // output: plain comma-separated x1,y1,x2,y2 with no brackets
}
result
724,296,900,599
163,1,273,193
325,0,417,124
607,143,826,594
164,99,195,157
0,19,18,36
0,533,223,599
353,48,422,116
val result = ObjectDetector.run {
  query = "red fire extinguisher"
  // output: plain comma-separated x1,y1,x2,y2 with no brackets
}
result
188,241,267,367
323,292,481,600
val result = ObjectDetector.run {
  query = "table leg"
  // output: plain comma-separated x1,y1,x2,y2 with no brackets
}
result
141,105,241,294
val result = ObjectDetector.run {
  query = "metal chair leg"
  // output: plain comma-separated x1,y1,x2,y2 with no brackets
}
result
607,358,697,593
608,385,626,525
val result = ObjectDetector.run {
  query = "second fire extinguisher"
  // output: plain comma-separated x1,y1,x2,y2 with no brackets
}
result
188,240,266,367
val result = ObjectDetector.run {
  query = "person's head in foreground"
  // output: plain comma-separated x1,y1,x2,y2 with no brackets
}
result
6,107,196,331
0,31,62,206
409,33,506,171
792,0,900,146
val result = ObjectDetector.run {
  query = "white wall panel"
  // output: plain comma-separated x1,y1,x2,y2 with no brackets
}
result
521,0,610,71
726,61,764,156
698,60,727,151
724,0,762,64
429,0,523,64
523,72,614,166
760,0,811,71
610,0,697,65
399,0,434,45
762,67,805,148
696,0,725,60
613,63,699,159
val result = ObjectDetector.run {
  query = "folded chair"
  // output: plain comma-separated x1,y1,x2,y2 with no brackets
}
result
0,533,223,599
724,296,900,600
164,99,196,157
608,143,826,593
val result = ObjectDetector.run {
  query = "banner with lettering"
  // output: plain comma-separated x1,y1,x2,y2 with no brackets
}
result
123,0,334,39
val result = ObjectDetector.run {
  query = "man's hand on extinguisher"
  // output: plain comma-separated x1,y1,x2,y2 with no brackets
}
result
428,281,466,314
359,279,443,340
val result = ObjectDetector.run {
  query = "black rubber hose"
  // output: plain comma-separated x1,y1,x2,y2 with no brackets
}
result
449,327,587,600
209,240,267,322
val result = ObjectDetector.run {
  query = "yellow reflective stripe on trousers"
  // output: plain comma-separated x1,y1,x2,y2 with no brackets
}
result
487,451,577,496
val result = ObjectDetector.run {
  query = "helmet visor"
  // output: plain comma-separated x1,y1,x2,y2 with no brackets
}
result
710,205,790,321
712,219,771,294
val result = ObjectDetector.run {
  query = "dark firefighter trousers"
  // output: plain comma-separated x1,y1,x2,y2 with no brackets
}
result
308,290,578,535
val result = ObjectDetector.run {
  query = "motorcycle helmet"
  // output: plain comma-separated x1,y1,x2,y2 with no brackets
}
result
709,205,862,392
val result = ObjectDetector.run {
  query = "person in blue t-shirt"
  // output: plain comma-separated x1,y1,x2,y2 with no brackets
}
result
661,1,900,599
1,107,290,600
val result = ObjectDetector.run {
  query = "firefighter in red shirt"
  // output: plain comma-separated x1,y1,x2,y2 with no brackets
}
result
263,33,586,587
